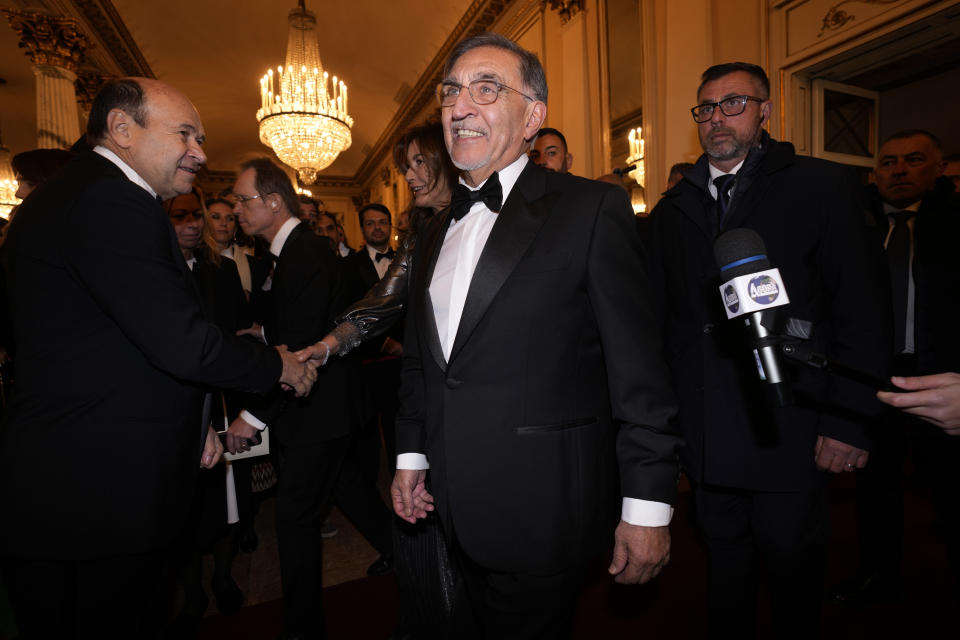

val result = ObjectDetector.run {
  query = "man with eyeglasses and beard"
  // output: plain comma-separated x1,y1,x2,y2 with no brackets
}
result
645,62,890,637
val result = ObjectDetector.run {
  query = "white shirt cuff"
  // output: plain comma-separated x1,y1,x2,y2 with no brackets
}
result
621,498,674,526
240,409,267,431
396,453,430,470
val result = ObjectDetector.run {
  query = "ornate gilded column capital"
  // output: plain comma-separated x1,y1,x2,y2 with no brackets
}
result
3,9,92,74
547,0,584,24
74,72,111,113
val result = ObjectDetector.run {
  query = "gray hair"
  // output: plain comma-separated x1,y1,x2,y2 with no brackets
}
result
444,32,547,103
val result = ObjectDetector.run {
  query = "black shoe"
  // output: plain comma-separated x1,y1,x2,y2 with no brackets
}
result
366,553,394,577
212,576,244,614
829,573,902,606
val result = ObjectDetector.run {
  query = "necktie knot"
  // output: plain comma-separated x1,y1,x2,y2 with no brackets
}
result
713,174,736,218
890,210,914,226
375,249,395,263
450,172,503,221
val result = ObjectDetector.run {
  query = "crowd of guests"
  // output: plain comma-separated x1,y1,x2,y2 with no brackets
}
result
0,30,958,640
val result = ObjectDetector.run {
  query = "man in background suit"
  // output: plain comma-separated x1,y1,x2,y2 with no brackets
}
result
223,157,349,640
646,62,889,637
0,78,315,639
835,130,960,606
391,33,681,638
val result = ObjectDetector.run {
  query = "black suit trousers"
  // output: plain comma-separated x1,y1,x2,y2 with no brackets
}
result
693,482,828,640
3,551,163,640
274,434,350,637
450,534,585,640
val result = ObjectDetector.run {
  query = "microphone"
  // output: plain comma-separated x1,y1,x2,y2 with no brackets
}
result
714,228,792,406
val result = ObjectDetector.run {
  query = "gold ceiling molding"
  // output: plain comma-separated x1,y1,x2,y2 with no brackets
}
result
71,0,154,77
3,8,92,73
350,0,511,188
818,0,903,37
547,0,583,24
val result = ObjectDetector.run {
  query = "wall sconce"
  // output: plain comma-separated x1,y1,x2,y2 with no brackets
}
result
625,127,646,215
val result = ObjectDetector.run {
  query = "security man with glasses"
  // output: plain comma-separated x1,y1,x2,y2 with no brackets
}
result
645,62,890,638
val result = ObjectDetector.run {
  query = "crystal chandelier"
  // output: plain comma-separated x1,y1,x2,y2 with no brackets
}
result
257,0,354,185
0,131,20,218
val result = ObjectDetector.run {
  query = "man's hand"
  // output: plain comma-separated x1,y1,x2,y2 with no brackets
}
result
391,468,434,524
815,435,869,473
277,345,317,397
200,425,223,469
295,338,337,366
608,521,670,585
225,415,260,455
236,322,264,342
381,337,403,356
878,373,960,435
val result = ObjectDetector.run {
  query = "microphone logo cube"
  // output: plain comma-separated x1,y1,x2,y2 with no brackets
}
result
748,275,780,304
723,284,740,314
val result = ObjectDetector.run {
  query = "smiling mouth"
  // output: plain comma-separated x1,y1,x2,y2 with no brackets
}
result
454,128,485,139
178,165,198,175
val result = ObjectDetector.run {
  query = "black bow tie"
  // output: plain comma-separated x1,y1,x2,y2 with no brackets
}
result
375,249,395,263
449,172,503,221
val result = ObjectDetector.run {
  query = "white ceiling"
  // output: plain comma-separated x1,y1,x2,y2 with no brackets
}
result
0,0,474,179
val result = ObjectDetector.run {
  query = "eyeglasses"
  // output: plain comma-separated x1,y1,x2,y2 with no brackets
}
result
225,192,265,206
691,95,765,123
436,80,535,107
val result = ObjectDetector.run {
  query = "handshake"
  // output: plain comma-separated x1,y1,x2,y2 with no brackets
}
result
274,339,340,397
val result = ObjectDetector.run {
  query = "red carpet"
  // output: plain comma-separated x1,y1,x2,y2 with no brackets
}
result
199,474,956,639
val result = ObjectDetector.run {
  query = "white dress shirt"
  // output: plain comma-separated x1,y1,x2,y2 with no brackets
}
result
240,216,301,431
93,145,157,199
396,154,672,527
366,244,392,280
707,158,745,199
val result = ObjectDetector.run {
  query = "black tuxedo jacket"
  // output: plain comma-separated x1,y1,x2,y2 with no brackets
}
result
0,151,281,558
343,246,404,358
646,134,891,492
396,161,681,575
246,222,351,444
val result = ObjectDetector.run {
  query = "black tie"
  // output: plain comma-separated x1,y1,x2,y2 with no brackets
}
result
450,172,503,221
887,210,914,353
155,195,164,206
713,174,736,225
375,249,395,263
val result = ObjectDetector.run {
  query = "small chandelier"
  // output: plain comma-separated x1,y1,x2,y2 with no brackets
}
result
0,131,20,218
625,127,646,214
256,0,354,185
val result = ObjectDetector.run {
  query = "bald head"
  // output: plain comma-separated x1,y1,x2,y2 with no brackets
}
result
88,78,207,199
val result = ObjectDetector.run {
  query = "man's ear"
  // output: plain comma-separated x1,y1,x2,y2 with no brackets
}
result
759,100,772,127
523,101,547,140
566,152,574,170
105,109,134,149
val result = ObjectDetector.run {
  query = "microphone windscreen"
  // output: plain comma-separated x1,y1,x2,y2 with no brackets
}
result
714,228,770,279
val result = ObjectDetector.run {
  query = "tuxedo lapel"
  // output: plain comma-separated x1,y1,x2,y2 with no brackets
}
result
415,209,453,373
449,163,556,362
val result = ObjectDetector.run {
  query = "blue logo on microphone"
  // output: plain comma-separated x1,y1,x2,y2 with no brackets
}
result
723,284,739,314
748,275,780,304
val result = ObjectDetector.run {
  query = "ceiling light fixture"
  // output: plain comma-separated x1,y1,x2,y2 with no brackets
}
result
257,0,354,185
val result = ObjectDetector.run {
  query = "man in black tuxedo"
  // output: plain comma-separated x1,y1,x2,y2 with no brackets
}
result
223,157,349,640
391,33,681,638
342,203,403,471
0,78,316,639
646,63,890,637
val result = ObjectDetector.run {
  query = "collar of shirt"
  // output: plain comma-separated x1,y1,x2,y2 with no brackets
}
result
93,145,158,199
707,158,745,200
338,241,351,257
882,200,921,216
455,153,529,221
366,244,387,262
186,256,197,271
269,217,301,258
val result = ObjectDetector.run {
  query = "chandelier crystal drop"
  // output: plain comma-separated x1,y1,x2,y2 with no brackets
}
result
256,0,354,185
